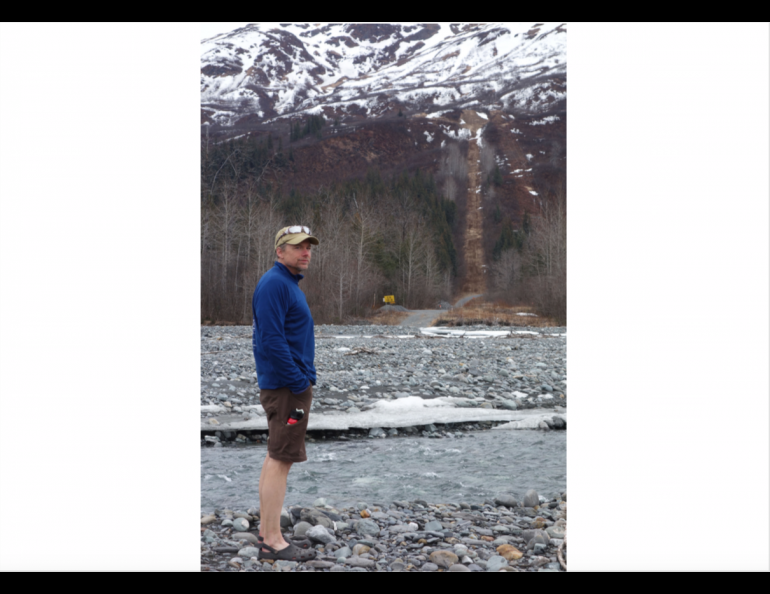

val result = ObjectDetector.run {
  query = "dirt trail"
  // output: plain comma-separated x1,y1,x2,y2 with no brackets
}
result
460,109,487,295
399,293,483,327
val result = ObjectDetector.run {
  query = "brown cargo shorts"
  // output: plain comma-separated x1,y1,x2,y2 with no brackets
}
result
260,384,313,463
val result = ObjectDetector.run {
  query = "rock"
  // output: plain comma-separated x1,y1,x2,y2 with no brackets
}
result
221,519,233,527
313,498,327,507
538,421,550,430
228,557,243,568
231,532,259,546
329,565,347,572
429,550,459,569
200,514,217,525
334,546,351,560
522,489,540,508
531,516,546,529
305,560,334,569
467,563,483,572
346,556,375,568
390,561,407,571
292,521,313,537
280,507,293,528
232,517,249,531
369,427,385,438
387,428,399,437
390,524,418,533
306,525,335,544
421,562,439,571
237,546,261,558
492,525,510,534
356,519,380,536
449,563,470,572
300,508,334,529
551,416,566,429
424,520,443,532
351,544,370,556
485,555,508,572
496,544,523,561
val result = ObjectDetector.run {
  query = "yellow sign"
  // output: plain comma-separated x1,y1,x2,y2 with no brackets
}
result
383,295,395,304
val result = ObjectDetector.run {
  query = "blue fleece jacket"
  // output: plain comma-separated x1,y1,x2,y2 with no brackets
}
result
252,262,316,393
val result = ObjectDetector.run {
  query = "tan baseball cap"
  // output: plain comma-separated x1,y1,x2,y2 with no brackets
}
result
275,225,320,250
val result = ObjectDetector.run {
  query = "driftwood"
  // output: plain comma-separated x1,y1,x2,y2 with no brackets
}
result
557,532,567,571
344,347,378,356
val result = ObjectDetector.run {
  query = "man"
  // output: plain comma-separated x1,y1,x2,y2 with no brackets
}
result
252,225,319,562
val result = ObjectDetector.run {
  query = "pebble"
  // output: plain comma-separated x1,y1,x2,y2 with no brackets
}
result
292,521,313,537
522,489,540,508
334,546,352,560
232,518,249,531
449,563,470,572
306,525,335,544
429,550,458,569
231,532,259,546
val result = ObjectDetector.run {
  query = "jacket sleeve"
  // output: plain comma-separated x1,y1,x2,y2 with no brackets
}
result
256,280,310,393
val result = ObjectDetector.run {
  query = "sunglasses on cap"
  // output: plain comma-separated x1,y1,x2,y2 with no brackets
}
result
279,225,311,237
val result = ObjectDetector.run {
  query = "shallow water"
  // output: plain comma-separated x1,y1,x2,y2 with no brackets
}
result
201,430,565,512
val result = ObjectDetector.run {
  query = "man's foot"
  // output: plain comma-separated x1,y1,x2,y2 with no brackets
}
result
258,541,316,561
258,534,311,550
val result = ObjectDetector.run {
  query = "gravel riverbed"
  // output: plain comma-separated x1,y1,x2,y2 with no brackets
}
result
201,323,567,441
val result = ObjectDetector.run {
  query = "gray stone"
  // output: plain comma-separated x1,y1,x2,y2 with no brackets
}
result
369,427,385,438
356,519,380,536
221,519,233,527
306,525,335,544
346,556,375,568
492,525,511,534
300,508,334,529
329,565,347,572
449,563,471,572
421,562,439,571
305,560,334,569
280,507,293,528
390,561,407,571
237,546,261,558
546,524,566,539
424,520,443,532
494,494,518,508
334,546,352,560
231,532,259,546
292,521,313,537
274,560,297,570
551,416,566,429
467,563,483,572
232,517,249,531
387,428,399,437
522,489,540,508
485,555,508,572
313,498,327,507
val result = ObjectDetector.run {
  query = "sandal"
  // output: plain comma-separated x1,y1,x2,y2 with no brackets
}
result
258,534,312,549
258,541,317,561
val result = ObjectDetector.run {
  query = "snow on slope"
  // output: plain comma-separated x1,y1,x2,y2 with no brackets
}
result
201,23,566,127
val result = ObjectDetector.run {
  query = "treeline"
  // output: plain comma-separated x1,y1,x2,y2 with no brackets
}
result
488,188,566,325
201,135,458,324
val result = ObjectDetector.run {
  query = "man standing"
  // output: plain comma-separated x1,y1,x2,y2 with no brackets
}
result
252,225,319,562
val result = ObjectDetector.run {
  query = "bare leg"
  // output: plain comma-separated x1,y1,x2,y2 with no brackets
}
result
258,453,293,551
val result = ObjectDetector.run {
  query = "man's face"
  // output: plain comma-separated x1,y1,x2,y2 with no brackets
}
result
277,240,313,274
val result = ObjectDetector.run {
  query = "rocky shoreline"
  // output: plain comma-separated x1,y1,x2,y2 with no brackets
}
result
201,490,566,572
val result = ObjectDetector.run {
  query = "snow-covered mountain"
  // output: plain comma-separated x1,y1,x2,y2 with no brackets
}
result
201,22,566,127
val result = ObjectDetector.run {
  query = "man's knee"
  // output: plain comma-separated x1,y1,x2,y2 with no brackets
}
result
267,455,293,473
